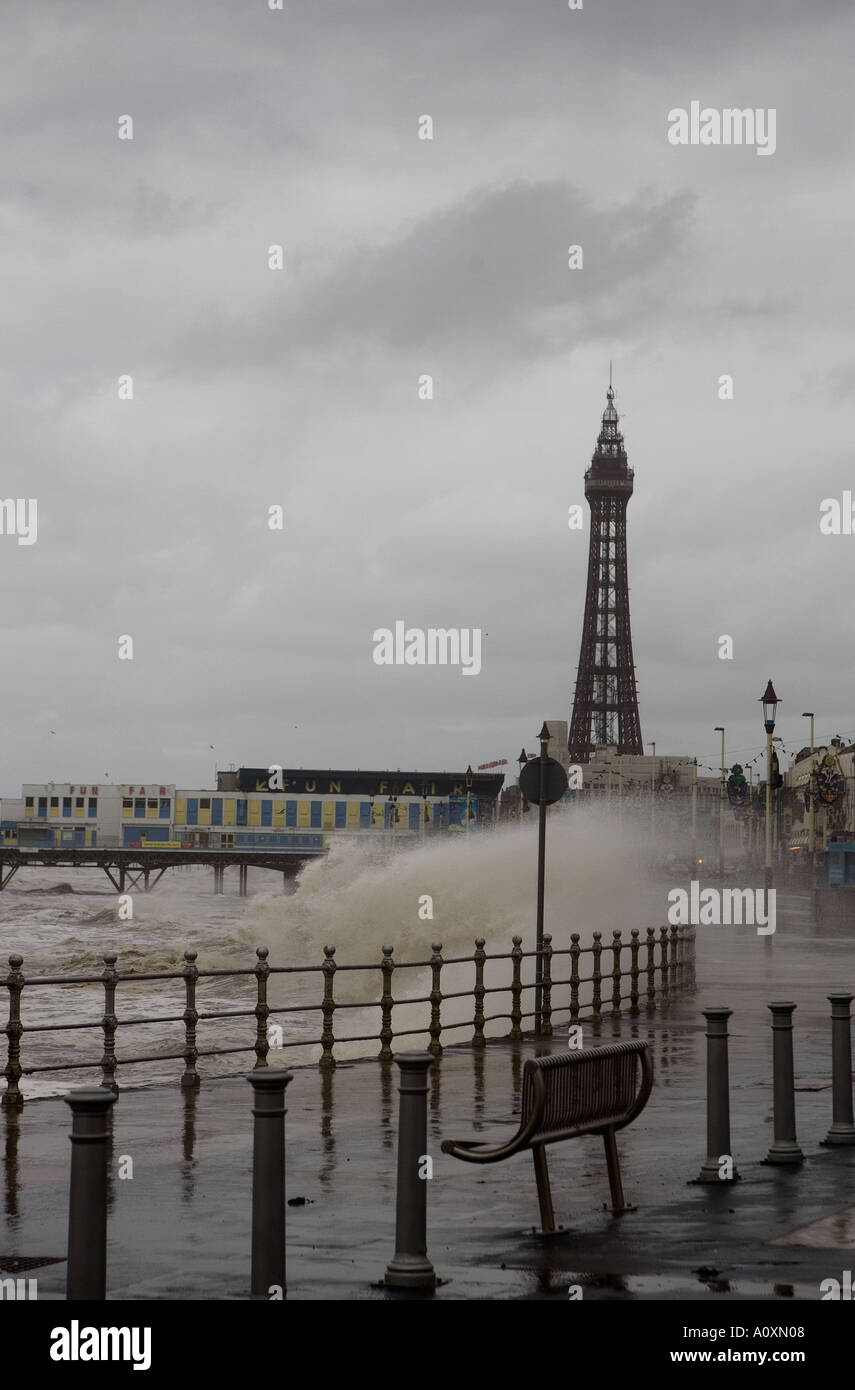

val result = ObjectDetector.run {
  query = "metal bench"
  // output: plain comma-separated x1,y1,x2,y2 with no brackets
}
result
441,1041,653,1233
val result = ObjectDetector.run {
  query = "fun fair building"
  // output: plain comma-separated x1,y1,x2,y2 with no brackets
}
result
0,769,504,849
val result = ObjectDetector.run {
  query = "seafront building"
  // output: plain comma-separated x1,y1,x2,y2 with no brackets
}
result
0,767,504,850
3,740,852,880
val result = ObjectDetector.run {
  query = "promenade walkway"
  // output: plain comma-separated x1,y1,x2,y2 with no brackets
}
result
3,890,854,1300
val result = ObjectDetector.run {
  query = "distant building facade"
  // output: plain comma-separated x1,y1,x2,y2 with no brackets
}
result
0,768,504,849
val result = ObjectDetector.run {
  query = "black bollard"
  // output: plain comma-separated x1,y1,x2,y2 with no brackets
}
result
764,1002,804,1164
695,1007,739,1182
65,1088,117,1300
383,1053,436,1290
248,1068,293,1299
822,994,855,1146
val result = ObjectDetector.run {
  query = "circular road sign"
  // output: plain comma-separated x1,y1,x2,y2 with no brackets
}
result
519,757,569,806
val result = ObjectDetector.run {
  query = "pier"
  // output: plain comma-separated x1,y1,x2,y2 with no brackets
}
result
0,846,324,895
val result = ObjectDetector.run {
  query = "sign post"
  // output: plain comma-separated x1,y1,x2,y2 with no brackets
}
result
519,722,569,1034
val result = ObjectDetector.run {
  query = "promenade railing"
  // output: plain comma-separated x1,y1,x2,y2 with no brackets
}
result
2,924,695,1107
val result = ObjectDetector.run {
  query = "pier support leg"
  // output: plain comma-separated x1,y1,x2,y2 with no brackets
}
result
240,864,248,897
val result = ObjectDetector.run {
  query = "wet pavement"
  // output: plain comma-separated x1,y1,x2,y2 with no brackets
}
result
3,888,855,1300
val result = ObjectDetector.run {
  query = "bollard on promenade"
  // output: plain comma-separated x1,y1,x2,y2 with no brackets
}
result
65,1088,117,1300
695,1007,739,1183
248,1068,293,1299
822,993,855,1146
383,1053,437,1290
763,1002,804,1165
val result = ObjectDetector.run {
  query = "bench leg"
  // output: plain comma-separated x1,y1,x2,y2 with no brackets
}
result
603,1127,630,1212
532,1146,556,1233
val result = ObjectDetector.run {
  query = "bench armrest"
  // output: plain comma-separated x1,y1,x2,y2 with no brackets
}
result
440,1135,527,1163
441,1067,547,1163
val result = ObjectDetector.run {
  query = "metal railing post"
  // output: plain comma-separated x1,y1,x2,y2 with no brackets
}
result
645,928,656,1012
182,949,200,1090
764,1002,804,1165
823,993,855,1145
100,952,119,1094
379,944,395,1060
611,930,622,1017
2,954,24,1110
629,929,640,1016
541,934,553,1036
509,936,523,1039
248,1068,293,1298
696,1006,738,1183
65,1087,117,1299
591,932,602,1022
428,943,443,1057
472,938,486,1048
569,933,580,1022
658,926,670,1003
319,945,337,1070
253,946,270,1070
383,1053,436,1290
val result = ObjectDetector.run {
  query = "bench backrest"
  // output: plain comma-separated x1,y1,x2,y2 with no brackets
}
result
520,1041,652,1144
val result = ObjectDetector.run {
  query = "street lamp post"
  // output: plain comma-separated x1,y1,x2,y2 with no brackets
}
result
534,724,549,1033
517,749,527,822
714,727,726,880
388,788,398,851
803,712,816,884
760,681,781,896
691,757,698,877
648,741,656,843
465,765,473,839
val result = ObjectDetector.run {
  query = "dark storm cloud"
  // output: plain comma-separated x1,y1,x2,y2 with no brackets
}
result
170,181,696,375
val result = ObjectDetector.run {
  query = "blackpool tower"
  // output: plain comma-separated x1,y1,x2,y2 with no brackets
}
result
568,381,643,762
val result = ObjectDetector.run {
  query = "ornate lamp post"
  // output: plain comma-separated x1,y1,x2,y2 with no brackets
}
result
648,741,656,841
714,727,726,880
802,712,816,882
691,757,698,876
517,749,528,821
388,784,399,850
465,765,473,838
760,681,781,895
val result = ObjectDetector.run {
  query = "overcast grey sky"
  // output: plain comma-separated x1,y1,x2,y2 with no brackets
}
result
2,0,853,790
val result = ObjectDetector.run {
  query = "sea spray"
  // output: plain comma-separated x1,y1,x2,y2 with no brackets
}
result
244,805,662,1045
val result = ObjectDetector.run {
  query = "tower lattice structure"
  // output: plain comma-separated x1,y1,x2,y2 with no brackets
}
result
568,384,643,762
